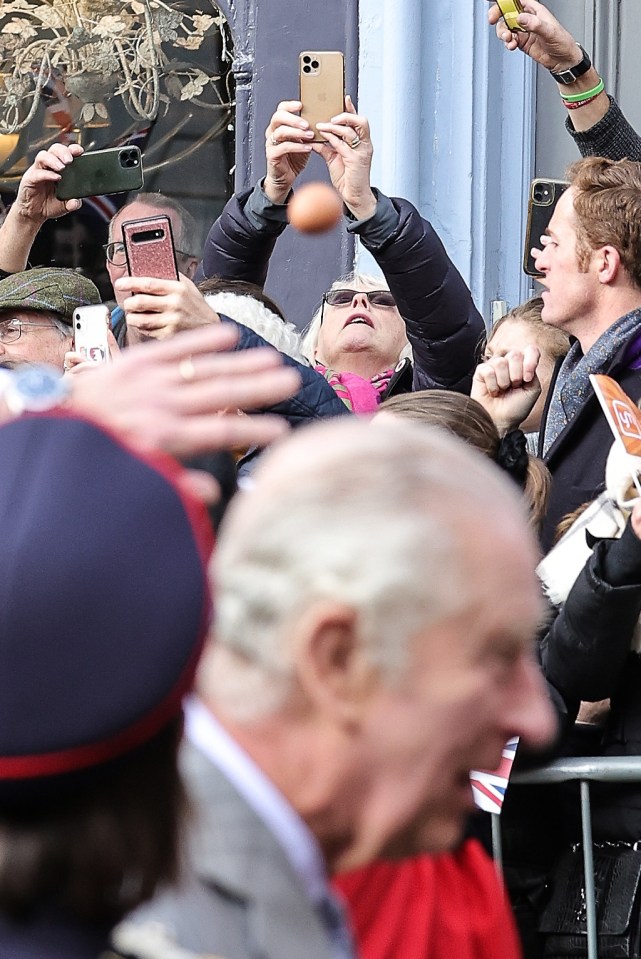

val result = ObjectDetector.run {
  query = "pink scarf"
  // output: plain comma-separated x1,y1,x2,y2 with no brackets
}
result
315,363,394,413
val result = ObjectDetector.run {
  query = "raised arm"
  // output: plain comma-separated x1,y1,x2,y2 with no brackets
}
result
488,0,641,160
314,99,485,393
196,101,313,286
0,143,83,275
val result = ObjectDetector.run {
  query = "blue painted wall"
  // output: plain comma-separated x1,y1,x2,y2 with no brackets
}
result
358,0,537,324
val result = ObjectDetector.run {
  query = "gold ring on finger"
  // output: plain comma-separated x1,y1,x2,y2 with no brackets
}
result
178,357,196,382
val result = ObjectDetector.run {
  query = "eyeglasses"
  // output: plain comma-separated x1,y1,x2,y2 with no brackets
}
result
0,318,57,344
103,241,191,266
322,289,397,309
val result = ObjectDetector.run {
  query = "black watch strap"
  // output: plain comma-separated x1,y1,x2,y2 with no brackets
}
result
550,44,592,85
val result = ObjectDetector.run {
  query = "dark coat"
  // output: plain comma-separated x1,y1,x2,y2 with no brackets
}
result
353,195,484,394
197,189,485,396
0,911,115,959
225,317,349,427
501,524,641,923
539,522,641,842
538,325,641,551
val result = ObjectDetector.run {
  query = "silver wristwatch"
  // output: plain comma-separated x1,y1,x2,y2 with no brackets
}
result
1,365,71,415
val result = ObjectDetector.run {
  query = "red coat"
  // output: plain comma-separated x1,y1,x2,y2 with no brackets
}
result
333,839,522,959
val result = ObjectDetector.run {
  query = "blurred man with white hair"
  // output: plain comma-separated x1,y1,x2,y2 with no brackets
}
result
123,418,556,959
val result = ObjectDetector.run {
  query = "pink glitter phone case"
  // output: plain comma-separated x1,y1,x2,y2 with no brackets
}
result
122,215,178,281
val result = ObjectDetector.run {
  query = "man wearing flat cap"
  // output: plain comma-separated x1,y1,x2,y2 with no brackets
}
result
0,267,100,370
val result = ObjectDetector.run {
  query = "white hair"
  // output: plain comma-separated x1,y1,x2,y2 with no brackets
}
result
53,317,73,338
203,419,528,721
300,272,413,366
204,292,307,363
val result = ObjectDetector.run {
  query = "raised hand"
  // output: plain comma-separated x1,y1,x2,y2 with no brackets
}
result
264,100,314,204
14,143,85,223
116,274,220,341
71,323,300,459
471,346,542,435
0,143,84,273
314,96,377,221
487,0,585,72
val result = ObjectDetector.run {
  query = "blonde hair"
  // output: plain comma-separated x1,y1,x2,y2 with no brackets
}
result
378,390,551,535
484,297,570,363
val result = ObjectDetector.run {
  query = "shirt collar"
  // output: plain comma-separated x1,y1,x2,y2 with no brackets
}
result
184,695,329,904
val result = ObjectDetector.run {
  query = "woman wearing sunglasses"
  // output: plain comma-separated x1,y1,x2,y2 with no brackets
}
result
197,98,484,413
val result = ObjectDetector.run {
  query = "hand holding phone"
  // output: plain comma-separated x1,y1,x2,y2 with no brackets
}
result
114,274,219,341
495,0,526,33
73,305,111,364
56,146,143,201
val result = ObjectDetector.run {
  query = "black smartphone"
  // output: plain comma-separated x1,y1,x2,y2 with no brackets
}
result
523,179,569,277
56,146,143,200
122,214,178,281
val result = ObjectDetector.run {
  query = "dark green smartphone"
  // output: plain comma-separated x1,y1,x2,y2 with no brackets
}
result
55,146,143,200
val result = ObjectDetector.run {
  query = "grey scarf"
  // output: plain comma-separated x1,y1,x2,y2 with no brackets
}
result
542,308,641,457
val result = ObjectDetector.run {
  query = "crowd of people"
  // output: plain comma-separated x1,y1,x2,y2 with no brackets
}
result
2,1,641,957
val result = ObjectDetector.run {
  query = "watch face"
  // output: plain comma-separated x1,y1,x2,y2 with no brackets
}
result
552,45,591,83
5,365,69,414
19,368,59,398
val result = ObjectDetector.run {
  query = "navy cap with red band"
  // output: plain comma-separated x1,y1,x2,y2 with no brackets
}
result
0,413,213,801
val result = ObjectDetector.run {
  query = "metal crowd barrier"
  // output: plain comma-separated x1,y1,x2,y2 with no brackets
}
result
491,757,641,959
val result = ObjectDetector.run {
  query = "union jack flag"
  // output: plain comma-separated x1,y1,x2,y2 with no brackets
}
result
470,737,519,814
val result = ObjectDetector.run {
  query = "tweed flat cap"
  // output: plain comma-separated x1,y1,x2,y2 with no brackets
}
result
0,268,101,324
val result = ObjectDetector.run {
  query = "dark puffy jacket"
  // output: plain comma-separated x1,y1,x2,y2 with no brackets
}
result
224,315,349,426
197,188,485,395
357,195,484,394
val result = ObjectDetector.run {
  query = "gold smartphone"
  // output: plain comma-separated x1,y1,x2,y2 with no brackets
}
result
496,0,526,33
299,51,345,141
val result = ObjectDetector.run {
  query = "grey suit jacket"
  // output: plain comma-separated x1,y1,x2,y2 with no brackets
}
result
124,742,336,959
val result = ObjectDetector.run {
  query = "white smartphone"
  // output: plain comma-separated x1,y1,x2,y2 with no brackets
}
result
73,304,111,364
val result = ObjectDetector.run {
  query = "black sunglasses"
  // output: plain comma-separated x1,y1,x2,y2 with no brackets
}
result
322,288,396,309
